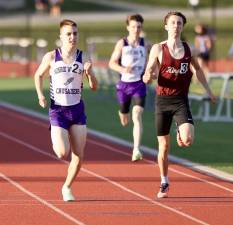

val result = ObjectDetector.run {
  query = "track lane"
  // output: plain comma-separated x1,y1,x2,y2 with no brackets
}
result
0,107,233,225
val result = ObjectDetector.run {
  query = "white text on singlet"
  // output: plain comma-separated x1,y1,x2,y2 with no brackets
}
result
49,55,83,106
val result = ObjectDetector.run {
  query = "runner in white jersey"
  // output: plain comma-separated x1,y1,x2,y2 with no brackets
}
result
34,19,98,201
109,14,150,162
50,48,83,106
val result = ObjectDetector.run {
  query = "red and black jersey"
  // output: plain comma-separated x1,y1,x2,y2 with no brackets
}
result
156,41,193,96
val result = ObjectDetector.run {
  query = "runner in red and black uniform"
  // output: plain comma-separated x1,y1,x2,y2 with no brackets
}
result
143,12,216,198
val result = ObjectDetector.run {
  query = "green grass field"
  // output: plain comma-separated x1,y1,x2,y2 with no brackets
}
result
0,77,232,174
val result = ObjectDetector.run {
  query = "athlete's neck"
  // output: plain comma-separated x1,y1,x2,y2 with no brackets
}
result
127,35,140,46
167,37,182,50
60,46,76,59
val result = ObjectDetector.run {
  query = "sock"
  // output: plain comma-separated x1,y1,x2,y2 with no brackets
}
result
161,176,169,184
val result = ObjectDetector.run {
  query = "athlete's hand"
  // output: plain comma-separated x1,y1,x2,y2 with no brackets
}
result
121,66,132,74
209,92,217,104
84,61,92,75
38,96,47,108
142,73,152,84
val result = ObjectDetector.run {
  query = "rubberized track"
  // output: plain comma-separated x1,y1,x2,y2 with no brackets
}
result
0,106,232,225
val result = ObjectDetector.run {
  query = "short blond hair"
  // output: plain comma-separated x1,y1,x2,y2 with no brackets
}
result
60,19,77,29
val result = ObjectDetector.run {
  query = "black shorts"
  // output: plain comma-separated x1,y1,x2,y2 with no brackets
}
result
156,95,194,136
198,52,210,61
120,95,146,114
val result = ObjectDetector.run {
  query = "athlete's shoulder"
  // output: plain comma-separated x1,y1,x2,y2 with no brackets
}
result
112,38,124,53
182,41,193,56
116,38,125,47
151,41,165,52
43,50,55,62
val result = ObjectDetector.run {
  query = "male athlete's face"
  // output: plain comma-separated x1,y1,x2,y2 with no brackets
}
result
165,15,184,38
127,20,142,38
60,25,78,47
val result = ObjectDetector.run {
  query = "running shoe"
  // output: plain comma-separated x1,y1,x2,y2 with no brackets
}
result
157,183,169,198
131,149,143,162
62,185,75,202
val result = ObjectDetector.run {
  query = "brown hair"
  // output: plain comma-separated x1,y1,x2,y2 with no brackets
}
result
60,19,77,29
126,14,144,25
195,23,207,35
164,12,186,26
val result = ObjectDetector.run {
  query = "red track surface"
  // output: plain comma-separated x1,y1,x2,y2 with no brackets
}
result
0,106,232,225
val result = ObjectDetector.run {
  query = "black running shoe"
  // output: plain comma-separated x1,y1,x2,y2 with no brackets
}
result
157,183,169,198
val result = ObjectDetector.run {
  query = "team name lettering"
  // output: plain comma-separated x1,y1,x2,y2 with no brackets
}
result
54,65,82,74
166,63,188,75
125,50,140,56
54,66,67,74
56,88,80,94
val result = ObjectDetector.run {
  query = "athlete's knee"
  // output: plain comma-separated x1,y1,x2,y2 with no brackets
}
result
71,153,83,165
158,141,169,153
181,136,193,147
132,106,143,122
54,146,69,159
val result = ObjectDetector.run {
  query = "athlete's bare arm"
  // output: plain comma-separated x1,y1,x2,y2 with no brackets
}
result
84,61,98,91
190,56,216,103
34,51,54,108
109,39,132,74
143,43,161,84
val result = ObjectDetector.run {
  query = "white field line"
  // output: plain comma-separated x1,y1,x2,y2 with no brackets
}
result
1,102,232,187
0,131,210,225
0,171,85,225
88,139,233,193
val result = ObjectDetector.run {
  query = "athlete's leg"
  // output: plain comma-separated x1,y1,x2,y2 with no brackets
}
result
174,97,194,147
50,125,70,159
116,81,131,126
132,105,144,149
118,110,130,126
131,105,144,161
157,134,170,198
157,135,170,178
64,125,87,188
156,99,172,198
177,123,194,147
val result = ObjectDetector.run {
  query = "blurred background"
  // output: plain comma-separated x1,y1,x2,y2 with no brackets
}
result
0,0,233,174
1,0,233,76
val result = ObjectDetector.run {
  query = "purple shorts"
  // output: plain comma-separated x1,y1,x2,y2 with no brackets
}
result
49,100,86,130
116,80,146,104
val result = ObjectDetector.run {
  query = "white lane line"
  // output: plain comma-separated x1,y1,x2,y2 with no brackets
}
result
2,105,233,190
1,102,233,183
0,171,85,225
88,139,233,194
1,105,233,194
0,131,210,225
1,106,233,193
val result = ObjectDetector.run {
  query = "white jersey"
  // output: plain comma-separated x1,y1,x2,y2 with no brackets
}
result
120,38,146,82
196,35,210,53
49,48,83,106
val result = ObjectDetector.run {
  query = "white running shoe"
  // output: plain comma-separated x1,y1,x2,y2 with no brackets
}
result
131,149,143,162
62,185,75,202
